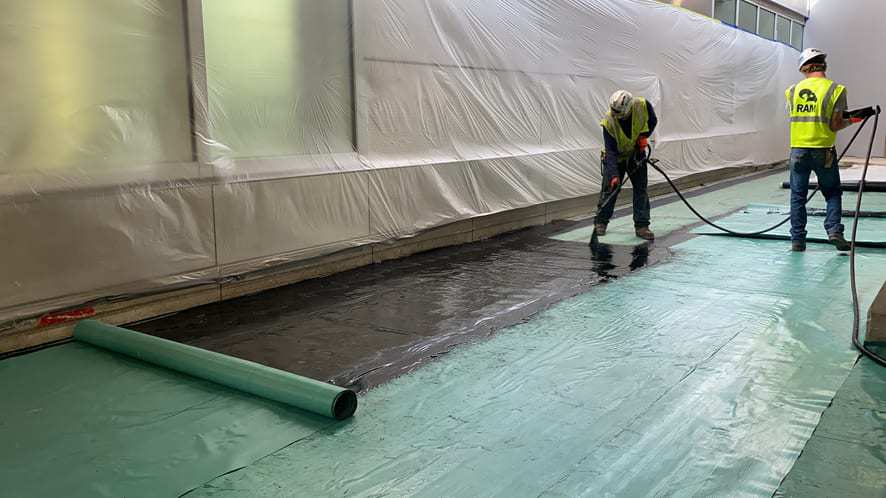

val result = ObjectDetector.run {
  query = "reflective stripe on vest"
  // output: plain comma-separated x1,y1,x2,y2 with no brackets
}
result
601,98,650,160
786,78,845,148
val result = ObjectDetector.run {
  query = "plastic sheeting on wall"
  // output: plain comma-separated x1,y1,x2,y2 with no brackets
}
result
0,0,799,325
806,0,886,158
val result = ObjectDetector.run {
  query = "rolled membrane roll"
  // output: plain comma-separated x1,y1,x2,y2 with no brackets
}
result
73,320,357,420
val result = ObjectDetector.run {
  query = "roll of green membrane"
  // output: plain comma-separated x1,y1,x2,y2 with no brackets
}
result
73,320,357,420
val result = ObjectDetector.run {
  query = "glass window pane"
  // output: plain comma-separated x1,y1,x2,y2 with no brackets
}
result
738,1,758,32
791,22,804,50
758,10,776,39
1,0,193,172
776,15,791,44
714,0,737,24
203,0,353,160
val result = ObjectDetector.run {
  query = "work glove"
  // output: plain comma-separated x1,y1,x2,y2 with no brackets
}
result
609,176,620,190
636,136,651,160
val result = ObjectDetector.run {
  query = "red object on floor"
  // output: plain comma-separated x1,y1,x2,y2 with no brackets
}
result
38,307,96,327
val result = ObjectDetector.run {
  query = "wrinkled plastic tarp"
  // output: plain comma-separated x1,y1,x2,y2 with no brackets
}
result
0,0,798,324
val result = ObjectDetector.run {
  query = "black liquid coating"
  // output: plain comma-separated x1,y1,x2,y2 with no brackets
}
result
131,222,671,392
130,173,779,393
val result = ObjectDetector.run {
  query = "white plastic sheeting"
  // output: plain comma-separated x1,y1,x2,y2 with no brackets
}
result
1,0,798,325
806,0,886,158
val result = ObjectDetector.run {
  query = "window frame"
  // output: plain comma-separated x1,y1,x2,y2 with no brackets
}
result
790,20,804,50
737,0,759,33
757,8,776,40
713,0,738,25
713,0,805,50
775,14,792,45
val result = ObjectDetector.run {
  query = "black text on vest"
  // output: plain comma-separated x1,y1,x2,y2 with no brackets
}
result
796,103,817,113
796,89,818,114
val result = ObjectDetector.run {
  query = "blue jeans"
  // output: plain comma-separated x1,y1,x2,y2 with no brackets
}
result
595,155,650,227
789,148,844,241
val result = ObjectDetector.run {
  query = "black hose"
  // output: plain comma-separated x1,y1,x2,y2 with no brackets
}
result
699,232,886,249
645,116,873,237
761,206,886,218
641,109,886,367
808,208,886,218
849,107,886,367
591,118,870,247
779,180,886,193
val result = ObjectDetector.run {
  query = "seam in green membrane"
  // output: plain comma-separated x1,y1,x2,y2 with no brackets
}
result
775,357,886,497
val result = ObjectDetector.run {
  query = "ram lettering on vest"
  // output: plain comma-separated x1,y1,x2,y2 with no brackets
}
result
796,103,817,113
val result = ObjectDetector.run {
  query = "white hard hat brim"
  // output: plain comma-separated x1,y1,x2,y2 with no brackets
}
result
799,49,827,68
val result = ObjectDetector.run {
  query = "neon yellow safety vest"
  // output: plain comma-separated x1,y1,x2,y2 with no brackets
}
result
601,97,649,160
786,78,845,148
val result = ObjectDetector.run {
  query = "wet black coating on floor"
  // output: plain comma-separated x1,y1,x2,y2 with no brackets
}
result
133,221,672,392
131,171,778,391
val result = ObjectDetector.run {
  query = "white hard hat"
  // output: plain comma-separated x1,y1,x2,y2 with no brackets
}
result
798,48,827,70
609,90,634,118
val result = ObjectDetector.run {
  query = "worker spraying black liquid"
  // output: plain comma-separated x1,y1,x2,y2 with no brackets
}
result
786,48,863,252
594,90,658,241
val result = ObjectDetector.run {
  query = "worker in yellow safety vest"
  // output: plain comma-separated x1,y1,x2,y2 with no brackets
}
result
594,90,658,241
785,48,861,252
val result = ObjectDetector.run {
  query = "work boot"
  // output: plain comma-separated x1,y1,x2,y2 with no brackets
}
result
829,233,851,251
595,224,608,236
635,226,655,241
792,240,806,252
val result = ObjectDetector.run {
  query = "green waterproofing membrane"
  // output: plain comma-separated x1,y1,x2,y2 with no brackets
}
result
74,320,357,420
188,227,886,497
0,342,338,498
776,357,886,497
